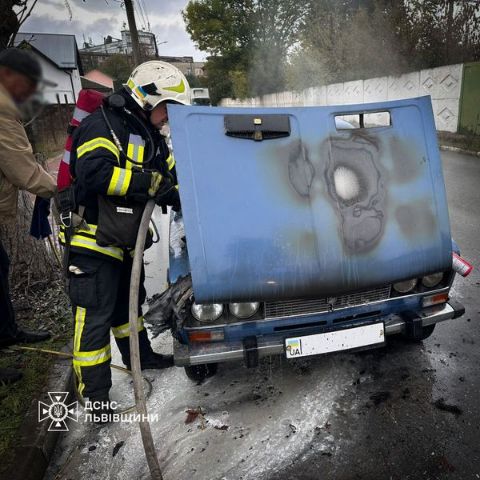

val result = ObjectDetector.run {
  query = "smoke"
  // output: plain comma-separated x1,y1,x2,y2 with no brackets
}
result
243,1,412,99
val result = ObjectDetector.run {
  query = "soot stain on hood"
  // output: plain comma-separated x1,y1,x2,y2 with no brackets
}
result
287,139,316,198
258,127,431,260
395,201,437,239
261,138,316,205
389,136,424,183
323,131,388,255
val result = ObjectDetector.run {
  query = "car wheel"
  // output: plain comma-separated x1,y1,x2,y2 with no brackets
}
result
419,324,436,340
184,363,218,382
406,324,436,342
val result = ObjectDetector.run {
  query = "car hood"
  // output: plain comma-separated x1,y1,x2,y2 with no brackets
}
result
168,96,452,303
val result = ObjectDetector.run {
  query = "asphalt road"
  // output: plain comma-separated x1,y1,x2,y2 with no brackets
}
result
45,151,479,480
274,150,480,480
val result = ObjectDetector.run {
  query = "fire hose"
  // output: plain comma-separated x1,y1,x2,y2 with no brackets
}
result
128,198,163,480
15,199,163,478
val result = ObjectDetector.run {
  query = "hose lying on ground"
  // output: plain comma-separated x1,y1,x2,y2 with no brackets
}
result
12,345,153,415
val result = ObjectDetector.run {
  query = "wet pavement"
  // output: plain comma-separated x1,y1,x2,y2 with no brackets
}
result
45,151,479,480
275,150,480,480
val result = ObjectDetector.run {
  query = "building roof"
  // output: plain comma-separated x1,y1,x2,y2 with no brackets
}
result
80,76,113,93
14,33,79,69
83,69,114,89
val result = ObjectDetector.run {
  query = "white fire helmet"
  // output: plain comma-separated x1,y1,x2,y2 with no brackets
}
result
125,60,191,110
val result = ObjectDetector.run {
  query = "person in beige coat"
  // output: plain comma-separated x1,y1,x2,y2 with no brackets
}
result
0,48,56,385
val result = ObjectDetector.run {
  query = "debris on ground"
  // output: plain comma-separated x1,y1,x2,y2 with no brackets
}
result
112,441,125,457
369,391,391,406
185,407,205,424
208,418,229,431
433,398,463,416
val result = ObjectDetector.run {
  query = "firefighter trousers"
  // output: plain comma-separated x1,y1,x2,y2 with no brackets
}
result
68,252,154,399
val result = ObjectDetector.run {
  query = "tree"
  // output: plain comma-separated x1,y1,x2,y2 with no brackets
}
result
287,0,480,91
99,53,134,88
0,0,38,50
183,0,308,100
248,0,308,96
287,0,412,89
405,1,480,68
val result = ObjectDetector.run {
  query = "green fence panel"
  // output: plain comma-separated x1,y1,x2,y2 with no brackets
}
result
459,62,480,135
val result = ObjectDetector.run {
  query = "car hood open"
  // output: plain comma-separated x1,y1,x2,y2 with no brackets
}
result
168,96,452,303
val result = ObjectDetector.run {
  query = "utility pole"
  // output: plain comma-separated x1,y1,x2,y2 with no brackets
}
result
445,0,454,63
124,0,141,66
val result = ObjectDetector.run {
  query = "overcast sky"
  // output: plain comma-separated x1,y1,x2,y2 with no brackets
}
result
21,0,206,60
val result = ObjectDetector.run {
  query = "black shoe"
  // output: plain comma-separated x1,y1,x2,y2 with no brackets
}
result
15,329,51,344
0,367,23,385
126,352,174,370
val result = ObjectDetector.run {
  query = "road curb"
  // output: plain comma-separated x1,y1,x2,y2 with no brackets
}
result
439,145,480,157
6,345,73,480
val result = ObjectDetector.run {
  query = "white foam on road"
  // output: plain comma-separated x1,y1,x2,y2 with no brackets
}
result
47,334,356,480
46,211,358,480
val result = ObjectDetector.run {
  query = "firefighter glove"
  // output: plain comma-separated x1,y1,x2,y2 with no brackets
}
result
148,171,163,197
128,171,160,201
154,177,181,211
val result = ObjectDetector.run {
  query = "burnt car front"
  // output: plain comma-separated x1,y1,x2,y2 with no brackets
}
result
165,96,465,379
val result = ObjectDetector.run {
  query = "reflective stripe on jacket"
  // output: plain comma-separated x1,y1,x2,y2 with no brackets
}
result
61,93,176,261
59,224,124,262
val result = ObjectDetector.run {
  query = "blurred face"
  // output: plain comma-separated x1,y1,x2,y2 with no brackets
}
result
0,67,37,103
149,102,168,129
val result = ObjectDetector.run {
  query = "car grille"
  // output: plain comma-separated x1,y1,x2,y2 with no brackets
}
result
264,285,391,319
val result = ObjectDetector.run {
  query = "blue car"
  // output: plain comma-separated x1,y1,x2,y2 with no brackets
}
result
165,96,465,381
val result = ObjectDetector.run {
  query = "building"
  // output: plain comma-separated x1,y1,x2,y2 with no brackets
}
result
81,30,158,57
79,30,205,81
158,56,205,78
14,32,83,104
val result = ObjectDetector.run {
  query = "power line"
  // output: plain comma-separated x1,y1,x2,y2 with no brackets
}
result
139,0,151,31
133,1,147,30
136,0,150,32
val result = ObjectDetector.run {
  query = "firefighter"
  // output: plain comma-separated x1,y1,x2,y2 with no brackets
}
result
60,61,188,409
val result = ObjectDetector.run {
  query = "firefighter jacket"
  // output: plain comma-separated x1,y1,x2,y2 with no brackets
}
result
59,92,177,262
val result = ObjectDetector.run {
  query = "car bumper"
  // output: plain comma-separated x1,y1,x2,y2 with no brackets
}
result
173,300,465,366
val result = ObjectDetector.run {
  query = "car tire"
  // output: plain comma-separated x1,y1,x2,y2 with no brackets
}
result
419,324,436,340
406,324,436,342
184,363,218,382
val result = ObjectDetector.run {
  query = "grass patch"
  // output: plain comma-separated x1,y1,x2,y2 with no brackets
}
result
438,131,480,153
0,280,71,477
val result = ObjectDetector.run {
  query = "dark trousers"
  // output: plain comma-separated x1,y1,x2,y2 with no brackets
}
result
69,252,154,399
0,238,18,340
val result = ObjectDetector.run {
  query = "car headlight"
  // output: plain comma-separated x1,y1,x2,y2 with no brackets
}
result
393,278,417,294
191,303,223,322
229,302,260,319
422,272,444,288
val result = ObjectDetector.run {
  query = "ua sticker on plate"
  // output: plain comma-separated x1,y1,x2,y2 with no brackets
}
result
285,338,303,357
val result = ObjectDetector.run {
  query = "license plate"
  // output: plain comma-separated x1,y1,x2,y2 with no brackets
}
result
285,323,385,359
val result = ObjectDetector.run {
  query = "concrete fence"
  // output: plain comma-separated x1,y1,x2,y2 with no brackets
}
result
221,63,463,133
